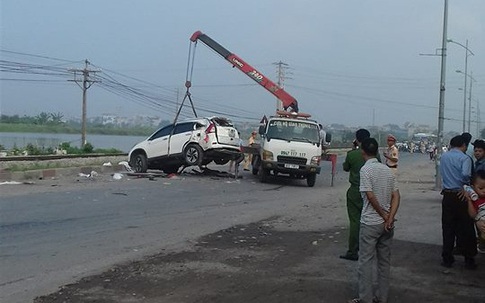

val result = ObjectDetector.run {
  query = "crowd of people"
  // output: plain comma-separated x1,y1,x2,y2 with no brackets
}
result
440,132,485,269
342,130,484,303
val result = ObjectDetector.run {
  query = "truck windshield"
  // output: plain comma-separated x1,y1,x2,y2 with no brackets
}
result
266,120,320,144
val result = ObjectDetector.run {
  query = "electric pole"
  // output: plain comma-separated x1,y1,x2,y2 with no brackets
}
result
476,98,481,138
69,60,100,147
273,61,290,111
467,71,475,133
436,0,448,190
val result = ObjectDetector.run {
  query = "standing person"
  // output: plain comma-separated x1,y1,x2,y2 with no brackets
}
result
319,123,329,153
462,132,475,176
341,129,371,261
427,144,435,161
471,139,485,253
465,170,485,254
228,132,243,173
440,135,477,269
243,131,257,171
462,132,474,158
384,134,399,175
348,137,400,303
472,139,485,172
409,141,415,154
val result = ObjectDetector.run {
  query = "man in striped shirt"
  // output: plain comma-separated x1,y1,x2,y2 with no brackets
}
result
348,138,400,303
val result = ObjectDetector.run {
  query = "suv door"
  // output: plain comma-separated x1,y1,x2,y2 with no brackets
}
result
211,117,238,146
168,122,195,155
145,124,173,159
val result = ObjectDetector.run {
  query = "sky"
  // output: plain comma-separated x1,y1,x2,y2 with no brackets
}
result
1,0,484,134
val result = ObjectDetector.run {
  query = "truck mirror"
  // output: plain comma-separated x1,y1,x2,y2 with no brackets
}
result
325,133,332,143
258,125,265,135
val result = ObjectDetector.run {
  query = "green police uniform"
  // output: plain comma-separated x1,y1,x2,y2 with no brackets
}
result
342,149,380,259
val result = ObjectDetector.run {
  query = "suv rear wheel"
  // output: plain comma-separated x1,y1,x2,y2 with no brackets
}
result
184,144,203,166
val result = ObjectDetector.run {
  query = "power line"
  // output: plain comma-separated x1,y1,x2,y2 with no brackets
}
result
0,49,81,63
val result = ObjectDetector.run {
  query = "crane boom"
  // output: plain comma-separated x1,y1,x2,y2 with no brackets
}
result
190,31,299,113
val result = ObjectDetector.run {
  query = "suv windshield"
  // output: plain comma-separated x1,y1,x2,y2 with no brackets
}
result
266,120,319,143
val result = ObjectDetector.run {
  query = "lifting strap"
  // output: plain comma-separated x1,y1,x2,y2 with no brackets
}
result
173,40,198,125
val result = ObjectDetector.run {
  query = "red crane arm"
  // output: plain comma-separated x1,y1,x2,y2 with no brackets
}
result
190,31,299,113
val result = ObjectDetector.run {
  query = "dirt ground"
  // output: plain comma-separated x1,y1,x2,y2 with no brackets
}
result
34,218,484,302
26,156,485,303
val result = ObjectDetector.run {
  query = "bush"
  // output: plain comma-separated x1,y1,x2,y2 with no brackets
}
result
3,141,122,156
82,142,94,154
25,143,43,155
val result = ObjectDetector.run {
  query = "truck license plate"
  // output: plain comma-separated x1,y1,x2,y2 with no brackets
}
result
284,164,299,169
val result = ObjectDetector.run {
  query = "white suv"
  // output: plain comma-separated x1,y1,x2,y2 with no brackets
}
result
128,117,241,173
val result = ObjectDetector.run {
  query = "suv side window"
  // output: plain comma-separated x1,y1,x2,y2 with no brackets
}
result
149,125,173,140
173,122,195,135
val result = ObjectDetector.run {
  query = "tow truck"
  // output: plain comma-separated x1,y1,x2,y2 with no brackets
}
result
189,31,331,187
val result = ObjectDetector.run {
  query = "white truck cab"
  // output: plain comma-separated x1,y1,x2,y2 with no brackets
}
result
252,112,325,187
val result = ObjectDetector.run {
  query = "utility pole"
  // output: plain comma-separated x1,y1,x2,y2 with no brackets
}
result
467,71,474,132
273,61,289,111
436,0,448,190
476,98,481,138
69,60,100,147
462,39,469,133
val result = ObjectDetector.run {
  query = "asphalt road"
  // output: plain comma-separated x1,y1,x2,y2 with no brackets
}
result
0,154,351,302
0,152,421,303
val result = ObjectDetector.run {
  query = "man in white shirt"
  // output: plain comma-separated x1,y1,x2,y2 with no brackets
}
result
348,137,400,303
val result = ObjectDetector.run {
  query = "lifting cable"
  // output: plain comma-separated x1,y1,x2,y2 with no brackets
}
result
173,40,198,125
168,40,199,156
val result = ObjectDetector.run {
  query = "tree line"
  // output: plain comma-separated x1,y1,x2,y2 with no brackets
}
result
1,112,65,125
0,112,158,136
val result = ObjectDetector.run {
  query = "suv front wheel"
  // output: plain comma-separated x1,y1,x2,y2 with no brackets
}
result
184,144,203,166
131,153,148,173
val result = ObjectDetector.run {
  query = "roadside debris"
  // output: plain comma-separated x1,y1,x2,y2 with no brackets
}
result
0,181,35,185
126,172,165,179
112,173,123,180
78,171,98,179
103,162,113,167
188,167,237,178
112,192,128,196
118,161,134,172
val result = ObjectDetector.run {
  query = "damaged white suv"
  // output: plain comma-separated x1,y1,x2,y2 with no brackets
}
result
128,117,242,173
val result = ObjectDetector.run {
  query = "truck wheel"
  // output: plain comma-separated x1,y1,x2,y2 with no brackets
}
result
260,168,269,183
307,173,316,187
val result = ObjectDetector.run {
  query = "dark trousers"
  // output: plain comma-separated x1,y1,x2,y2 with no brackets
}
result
441,192,477,262
346,185,363,256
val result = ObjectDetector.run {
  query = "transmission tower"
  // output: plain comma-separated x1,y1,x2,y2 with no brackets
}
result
273,61,290,111
69,60,101,147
